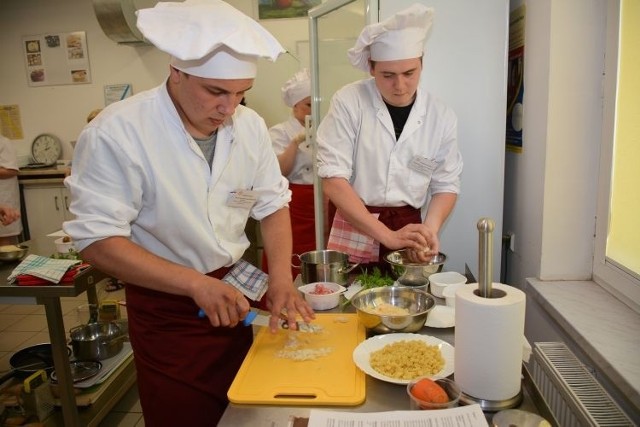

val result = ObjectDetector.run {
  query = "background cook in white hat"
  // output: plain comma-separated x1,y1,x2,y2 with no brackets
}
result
316,4,463,272
64,1,313,425
262,68,321,277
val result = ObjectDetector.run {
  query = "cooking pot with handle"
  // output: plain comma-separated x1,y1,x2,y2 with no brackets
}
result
293,250,359,285
0,343,71,385
70,321,126,361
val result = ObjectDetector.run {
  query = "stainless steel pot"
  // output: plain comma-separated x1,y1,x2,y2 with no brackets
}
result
293,250,359,285
70,322,126,361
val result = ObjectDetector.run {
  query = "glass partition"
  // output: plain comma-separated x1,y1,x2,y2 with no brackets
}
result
308,0,377,249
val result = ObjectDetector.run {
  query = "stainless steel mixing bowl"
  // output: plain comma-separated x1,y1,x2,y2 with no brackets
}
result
384,250,446,287
350,286,436,334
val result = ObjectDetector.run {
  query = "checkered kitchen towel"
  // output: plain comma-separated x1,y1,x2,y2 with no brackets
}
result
8,254,81,284
327,211,381,264
223,259,268,301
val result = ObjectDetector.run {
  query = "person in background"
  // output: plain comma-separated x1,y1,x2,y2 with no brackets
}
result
262,68,320,276
316,4,463,273
0,134,22,245
0,204,20,227
86,108,102,123
63,1,313,425
64,108,104,178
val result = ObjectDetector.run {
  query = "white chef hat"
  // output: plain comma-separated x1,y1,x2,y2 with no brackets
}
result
136,0,285,79
347,4,434,72
281,68,311,108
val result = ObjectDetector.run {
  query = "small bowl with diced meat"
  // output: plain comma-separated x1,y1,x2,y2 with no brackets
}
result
298,282,347,311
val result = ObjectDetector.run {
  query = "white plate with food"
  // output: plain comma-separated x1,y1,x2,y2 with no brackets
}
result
352,333,455,385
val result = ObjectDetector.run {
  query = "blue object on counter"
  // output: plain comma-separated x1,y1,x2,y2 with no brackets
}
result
197,308,257,327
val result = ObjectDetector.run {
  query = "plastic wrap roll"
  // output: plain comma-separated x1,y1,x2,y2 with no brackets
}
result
454,282,525,401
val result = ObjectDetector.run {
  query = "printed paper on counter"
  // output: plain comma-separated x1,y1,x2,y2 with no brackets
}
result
307,404,489,427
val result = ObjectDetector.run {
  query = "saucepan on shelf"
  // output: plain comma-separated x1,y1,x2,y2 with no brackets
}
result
69,321,127,361
0,343,70,384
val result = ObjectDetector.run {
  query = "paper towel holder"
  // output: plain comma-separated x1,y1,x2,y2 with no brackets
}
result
459,390,523,411
458,217,523,411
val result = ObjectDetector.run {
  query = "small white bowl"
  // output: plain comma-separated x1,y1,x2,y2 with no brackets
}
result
442,283,470,308
298,282,346,311
55,237,76,254
429,271,467,298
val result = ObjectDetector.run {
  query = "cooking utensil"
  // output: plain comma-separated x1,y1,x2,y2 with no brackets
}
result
243,310,322,333
350,286,436,334
384,250,446,287
0,343,70,384
293,250,359,285
70,322,126,360
50,360,102,383
0,245,29,263
228,313,366,406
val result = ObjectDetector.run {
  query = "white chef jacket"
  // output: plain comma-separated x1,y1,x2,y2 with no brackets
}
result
269,116,313,185
316,78,462,209
0,135,21,237
63,81,290,273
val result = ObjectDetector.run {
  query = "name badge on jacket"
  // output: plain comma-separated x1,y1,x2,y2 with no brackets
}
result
227,190,257,208
408,156,438,176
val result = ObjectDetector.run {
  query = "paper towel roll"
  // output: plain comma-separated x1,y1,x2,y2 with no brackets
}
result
454,282,525,401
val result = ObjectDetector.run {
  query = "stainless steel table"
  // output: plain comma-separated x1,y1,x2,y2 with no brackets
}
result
219,282,542,426
0,239,115,427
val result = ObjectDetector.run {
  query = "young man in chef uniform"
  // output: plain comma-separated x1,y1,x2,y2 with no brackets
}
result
63,1,313,425
317,4,463,269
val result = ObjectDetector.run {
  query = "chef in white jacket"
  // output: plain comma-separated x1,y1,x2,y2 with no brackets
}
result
63,1,313,425
317,4,462,270
262,69,318,276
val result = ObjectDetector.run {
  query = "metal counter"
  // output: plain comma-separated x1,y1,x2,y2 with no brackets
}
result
219,286,543,426
0,239,129,427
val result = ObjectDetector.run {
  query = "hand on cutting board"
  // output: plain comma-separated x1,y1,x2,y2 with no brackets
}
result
194,276,250,328
262,278,315,333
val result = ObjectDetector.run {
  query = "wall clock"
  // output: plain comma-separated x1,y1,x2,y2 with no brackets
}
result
31,133,63,166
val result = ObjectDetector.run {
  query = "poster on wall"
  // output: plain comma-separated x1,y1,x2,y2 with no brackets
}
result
104,84,133,106
506,5,525,153
0,105,24,140
22,31,91,87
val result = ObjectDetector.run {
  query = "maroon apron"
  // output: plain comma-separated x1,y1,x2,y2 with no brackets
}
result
328,202,422,275
262,183,316,277
125,266,253,427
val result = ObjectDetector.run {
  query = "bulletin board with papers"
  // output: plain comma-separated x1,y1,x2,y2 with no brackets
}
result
22,31,91,87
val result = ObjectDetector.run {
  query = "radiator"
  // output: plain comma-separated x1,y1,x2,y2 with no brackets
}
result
529,342,635,426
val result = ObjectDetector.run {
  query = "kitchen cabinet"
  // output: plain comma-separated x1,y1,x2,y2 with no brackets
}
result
22,182,73,251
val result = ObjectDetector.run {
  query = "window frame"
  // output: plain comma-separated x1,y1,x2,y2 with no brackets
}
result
593,0,640,313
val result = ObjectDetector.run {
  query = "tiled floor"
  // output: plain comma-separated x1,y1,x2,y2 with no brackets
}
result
0,280,144,426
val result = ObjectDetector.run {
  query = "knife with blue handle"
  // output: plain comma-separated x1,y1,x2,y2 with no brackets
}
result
198,309,321,332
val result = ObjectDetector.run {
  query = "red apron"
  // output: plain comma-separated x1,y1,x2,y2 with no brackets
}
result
328,202,421,275
125,266,253,427
262,183,316,277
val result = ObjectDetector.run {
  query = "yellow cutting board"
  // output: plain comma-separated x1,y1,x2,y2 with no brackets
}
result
228,313,366,406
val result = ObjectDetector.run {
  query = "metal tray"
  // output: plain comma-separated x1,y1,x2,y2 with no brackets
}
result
51,360,102,383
